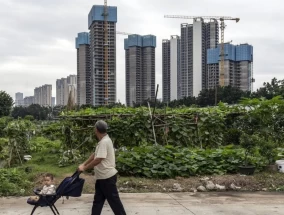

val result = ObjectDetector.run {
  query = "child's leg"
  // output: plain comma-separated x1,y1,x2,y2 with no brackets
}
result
29,196,39,202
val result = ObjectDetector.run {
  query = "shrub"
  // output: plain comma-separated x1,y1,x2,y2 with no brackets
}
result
0,168,32,196
116,145,267,178
223,128,242,145
24,115,35,121
0,138,9,163
240,133,258,166
0,117,13,137
255,136,278,165
29,137,61,153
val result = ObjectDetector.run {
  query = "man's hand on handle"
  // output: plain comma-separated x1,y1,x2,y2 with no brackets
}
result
78,164,85,172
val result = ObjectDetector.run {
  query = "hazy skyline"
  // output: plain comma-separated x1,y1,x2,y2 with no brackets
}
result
1,0,283,104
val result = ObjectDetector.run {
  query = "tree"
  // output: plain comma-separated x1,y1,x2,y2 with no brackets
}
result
0,91,13,117
11,104,51,120
27,104,49,120
252,78,284,99
11,106,28,119
197,86,250,107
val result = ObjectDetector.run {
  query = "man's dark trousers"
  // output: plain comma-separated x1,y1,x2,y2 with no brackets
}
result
92,174,126,215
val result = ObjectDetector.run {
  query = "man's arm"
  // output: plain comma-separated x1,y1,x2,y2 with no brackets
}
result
78,142,107,172
83,153,95,166
78,153,95,172
83,157,104,171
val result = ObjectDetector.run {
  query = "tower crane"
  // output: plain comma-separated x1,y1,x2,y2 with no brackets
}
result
116,31,132,35
164,15,240,88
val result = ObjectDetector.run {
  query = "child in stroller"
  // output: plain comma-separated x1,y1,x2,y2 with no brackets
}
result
28,173,56,203
27,171,85,215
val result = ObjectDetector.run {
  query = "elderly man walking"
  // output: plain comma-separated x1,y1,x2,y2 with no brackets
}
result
78,120,126,215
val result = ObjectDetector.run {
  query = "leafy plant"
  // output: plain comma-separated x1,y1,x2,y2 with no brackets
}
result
0,138,9,165
4,120,36,167
240,133,258,166
0,168,32,196
255,136,278,164
29,137,61,153
24,115,35,121
223,128,242,145
116,145,266,178
58,149,82,167
0,117,13,138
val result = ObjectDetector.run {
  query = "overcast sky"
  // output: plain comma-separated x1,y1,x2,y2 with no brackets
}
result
0,0,284,104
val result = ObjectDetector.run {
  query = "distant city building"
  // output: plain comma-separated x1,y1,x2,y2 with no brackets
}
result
76,32,91,106
24,96,34,107
56,78,67,106
180,19,219,97
162,35,181,103
88,5,117,106
56,75,77,106
52,97,55,107
34,84,52,106
15,92,24,106
207,43,253,91
124,34,156,106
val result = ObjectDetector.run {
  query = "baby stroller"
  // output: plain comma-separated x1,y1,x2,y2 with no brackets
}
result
27,171,85,215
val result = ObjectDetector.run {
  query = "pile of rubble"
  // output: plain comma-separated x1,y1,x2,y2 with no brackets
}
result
172,177,241,193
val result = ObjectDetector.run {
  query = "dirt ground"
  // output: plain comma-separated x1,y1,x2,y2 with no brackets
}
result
59,171,284,194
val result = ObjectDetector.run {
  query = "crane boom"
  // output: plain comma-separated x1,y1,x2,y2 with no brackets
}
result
116,31,132,35
164,15,234,20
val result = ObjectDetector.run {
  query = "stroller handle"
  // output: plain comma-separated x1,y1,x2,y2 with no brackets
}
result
71,170,82,179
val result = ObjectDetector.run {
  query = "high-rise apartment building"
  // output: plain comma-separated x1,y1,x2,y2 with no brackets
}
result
67,75,77,104
15,92,24,106
207,43,253,91
56,75,77,106
180,19,219,97
76,32,91,106
24,96,34,107
124,34,156,106
88,5,117,106
34,84,52,106
52,97,55,107
162,36,181,103
56,78,68,106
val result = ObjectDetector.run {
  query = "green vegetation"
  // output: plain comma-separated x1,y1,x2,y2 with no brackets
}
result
0,91,13,117
1,88,284,195
0,168,31,196
116,145,267,178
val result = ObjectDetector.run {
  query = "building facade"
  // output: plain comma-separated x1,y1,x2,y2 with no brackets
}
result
88,5,117,106
34,84,52,106
56,78,68,106
124,34,156,106
207,43,253,91
15,92,24,106
56,75,77,106
162,35,181,103
180,19,219,97
24,96,34,107
76,32,91,106
52,97,55,107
